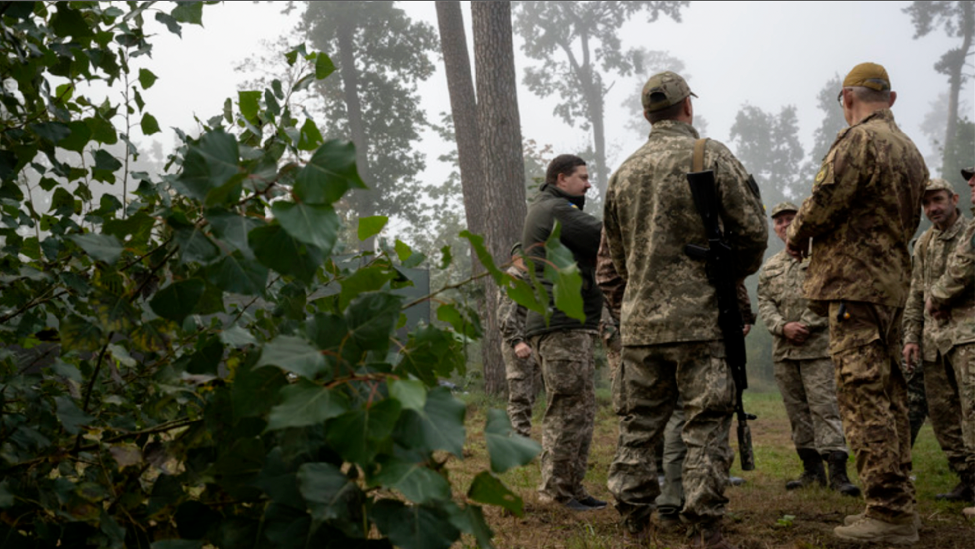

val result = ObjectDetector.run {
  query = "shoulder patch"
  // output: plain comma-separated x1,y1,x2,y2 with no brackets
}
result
814,167,827,184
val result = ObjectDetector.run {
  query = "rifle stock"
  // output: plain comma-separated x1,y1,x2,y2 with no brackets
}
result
685,170,756,471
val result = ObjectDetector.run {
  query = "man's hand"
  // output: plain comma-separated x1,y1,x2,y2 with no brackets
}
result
786,237,809,260
902,343,920,371
783,322,809,344
514,342,532,359
743,324,752,337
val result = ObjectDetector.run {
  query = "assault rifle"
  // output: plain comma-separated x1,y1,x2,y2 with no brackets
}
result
683,163,757,472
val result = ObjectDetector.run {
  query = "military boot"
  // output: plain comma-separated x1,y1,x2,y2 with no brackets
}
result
785,448,826,490
833,516,918,545
827,451,862,497
687,523,737,549
935,470,974,502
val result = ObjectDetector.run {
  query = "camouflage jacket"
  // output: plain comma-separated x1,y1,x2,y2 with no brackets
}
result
757,249,829,360
497,265,529,349
603,120,768,345
929,208,975,347
595,229,624,322
903,213,971,358
787,109,927,307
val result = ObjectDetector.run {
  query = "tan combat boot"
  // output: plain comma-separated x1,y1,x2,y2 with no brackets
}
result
834,516,918,545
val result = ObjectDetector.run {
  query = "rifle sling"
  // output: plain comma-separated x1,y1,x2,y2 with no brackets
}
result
692,138,710,173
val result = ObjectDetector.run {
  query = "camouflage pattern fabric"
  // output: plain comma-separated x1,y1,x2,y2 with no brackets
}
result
607,341,735,527
829,301,915,524
905,364,928,446
773,358,848,454
757,250,830,361
920,355,969,476
596,230,624,321
531,330,597,503
657,399,687,515
497,265,541,437
603,120,768,346
787,109,928,308
903,215,971,360
738,281,757,326
946,343,975,476
599,307,622,375
929,211,975,346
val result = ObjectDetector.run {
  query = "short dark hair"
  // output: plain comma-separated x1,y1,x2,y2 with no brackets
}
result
545,154,587,187
850,86,891,104
647,98,684,124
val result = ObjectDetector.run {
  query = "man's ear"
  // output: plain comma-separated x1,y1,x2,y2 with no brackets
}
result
888,90,897,108
644,109,652,123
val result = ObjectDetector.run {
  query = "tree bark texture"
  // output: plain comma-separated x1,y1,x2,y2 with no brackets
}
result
942,1,973,177
336,23,376,252
471,1,527,395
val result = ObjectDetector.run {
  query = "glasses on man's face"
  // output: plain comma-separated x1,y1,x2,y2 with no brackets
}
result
836,89,845,107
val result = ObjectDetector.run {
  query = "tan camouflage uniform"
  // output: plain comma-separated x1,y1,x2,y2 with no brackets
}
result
758,250,848,455
604,119,767,529
787,108,927,525
497,265,542,438
903,213,972,478
929,211,975,482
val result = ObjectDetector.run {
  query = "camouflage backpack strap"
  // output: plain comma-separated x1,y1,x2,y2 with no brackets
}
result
692,138,710,172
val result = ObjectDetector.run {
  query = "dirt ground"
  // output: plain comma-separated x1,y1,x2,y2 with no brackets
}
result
455,393,975,549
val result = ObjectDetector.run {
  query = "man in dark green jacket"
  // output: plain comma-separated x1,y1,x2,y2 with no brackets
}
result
522,154,604,511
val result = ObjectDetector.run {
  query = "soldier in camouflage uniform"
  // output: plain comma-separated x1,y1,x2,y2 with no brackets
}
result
927,166,975,518
758,202,859,497
497,244,542,438
786,63,927,545
604,71,767,548
902,178,973,502
522,155,605,511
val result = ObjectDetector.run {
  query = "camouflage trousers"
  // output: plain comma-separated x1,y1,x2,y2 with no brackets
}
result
828,301,915,524
501,343,542,438
608,341,735,527
946,343,975,476
531,330,596,503
657,398,687,515
773,358,848,454
921,351,972,477
905,363,928,446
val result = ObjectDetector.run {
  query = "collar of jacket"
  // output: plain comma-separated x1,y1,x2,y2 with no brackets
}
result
935,210,967,240
854,107,894,127
539,182,586,210
648,119,701,140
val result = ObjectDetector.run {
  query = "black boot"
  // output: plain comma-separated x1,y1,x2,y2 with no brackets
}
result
935,470,975,502
827,451,862,497
786,448,826,490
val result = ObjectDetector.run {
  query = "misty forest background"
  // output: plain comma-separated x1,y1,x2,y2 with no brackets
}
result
18,0,975,394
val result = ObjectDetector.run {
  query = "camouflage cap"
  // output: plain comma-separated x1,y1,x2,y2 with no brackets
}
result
962,166,974,180
924,178,955,194
642,71,697,112
770,201,799,218
842,62,891,92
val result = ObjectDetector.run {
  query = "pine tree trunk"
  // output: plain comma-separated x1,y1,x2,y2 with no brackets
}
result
471,1,527,396
942,0,973,178
336,23,375,252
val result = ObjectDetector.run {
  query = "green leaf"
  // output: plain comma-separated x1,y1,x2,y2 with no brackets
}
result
174,130,240,201
30,122,71,144
249,225,323,284
138,68,158,89
150,279,205,324
206,209,263,259
266,379,349,431
61,315,104,352
171,1,204,24
68,233,123,264
389,379,426,411
238,90,261,122
141,113,160,135
397,387,466,457
346,292,402,355
468,472,524,516
257,336,326,379
439,245,453,270
370,456,450,504
484,409,541,473
297,119,323,151
271,201,340,255
0,481,15,509
297,463,360,523
460,231,505,284
151,541,203,549
371,500,459,549
506,277,547,315
357,215,388,241
447,505,494,549
51,4,94,40
338,266,394,311
87,115,118,145
545,223,585,322
326,398,401,466
55,396,93,435
154,12,183,37
92,149,122,183
207,251,267,296
231,360,288,419
59,121,92,152
436,303,481,339
293,140,366,205
315,52,336,79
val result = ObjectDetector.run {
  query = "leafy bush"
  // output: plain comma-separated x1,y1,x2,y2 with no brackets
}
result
0,3,572,547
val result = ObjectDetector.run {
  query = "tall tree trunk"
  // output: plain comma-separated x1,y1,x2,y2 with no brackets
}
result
590,76,607,198
472,1,527,395
336,22,375,252
942,0,973,177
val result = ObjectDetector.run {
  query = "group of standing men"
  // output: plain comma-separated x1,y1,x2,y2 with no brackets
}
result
496,61,974,547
